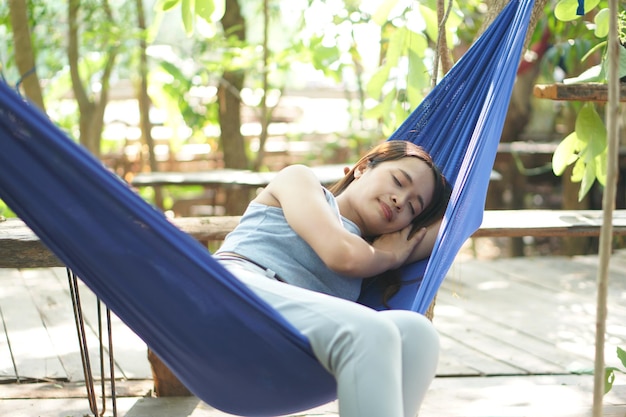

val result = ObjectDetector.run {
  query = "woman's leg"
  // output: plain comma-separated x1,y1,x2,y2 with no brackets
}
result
220,260,439,417
379,310,440,417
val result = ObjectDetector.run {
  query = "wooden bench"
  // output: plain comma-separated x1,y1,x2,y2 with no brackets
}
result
2,210,626,269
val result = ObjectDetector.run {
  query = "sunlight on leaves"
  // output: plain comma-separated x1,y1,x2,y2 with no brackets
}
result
578,159,596,200
372,0,400,26
605,367,616,394
158,0,180,11
555,0,601,22
594,8,610,38
202,0,225,22
604,347,626,394
181,0,193,36
618,346,626,367
553,132,581,176
576,103,607,154
366,66,392,99
552,103,607,201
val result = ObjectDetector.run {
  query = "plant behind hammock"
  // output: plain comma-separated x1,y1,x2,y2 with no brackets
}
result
604,347,626,394
578,346,626,394
551,0,626,201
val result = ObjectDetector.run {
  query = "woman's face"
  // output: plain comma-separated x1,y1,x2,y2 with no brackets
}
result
339,157,436,237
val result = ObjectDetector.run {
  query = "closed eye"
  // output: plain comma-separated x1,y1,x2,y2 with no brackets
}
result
393,174,417,215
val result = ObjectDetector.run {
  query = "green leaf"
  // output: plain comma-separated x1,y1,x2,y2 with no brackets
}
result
372,0,399,26
595,149,608,186
605,368,616,394
594,8,610,38
364,89,395,120
600,45,626,82
313,50,342,82
553,132,581,175
618,346,626,368
393,100,409,130
579,159,596,201
553,103,610,200
195,0,215,22
366,66,391,99
575,103,607,159
181,0,194,36
406,50,427,107
158,0,181,11
405,29,428,59
418,5,439,45
555,0,601,22
385,27,407,69
160,61,179,77
571,158,585,182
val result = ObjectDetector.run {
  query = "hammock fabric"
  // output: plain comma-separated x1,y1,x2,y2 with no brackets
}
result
359,0,535,313
0,0,533,415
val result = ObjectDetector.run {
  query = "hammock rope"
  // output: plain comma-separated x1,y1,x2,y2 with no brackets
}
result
0,1,534,415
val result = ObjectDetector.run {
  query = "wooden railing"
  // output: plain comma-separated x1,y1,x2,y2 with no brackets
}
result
2,209,626,269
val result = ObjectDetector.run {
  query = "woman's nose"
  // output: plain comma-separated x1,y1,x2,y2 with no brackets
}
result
391,196,403,211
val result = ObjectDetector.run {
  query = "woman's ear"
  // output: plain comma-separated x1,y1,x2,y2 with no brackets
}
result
354,163,368,179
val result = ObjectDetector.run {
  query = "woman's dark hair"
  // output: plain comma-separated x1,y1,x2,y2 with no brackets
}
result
329,140,452,307
328,140,450,237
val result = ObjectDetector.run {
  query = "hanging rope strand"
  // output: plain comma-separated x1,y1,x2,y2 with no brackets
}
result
592,0,620,414
431,0,454,88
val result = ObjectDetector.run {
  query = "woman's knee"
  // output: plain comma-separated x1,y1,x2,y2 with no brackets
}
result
318,311,403,374
343,312,403,349
381,310,440,352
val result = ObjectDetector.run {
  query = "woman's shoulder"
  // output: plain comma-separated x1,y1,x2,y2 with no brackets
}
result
274,164,317,179
254,164,322,207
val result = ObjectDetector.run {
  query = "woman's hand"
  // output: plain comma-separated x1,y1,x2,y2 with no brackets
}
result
371,226,428,269
372,219,443,267
256,164,422,278
404,220,443,265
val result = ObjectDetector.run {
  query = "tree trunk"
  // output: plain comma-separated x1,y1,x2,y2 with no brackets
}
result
478,0,548,51
135,0,164,208
8,0,45,112
68,0,118,157
218,0,250,215
252,0,270,172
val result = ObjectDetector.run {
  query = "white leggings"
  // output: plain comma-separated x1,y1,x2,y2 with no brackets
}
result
218,258,439,417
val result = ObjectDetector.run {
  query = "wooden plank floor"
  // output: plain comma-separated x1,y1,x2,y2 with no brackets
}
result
436,249,626,376
0,248,625,416
0,267,151,383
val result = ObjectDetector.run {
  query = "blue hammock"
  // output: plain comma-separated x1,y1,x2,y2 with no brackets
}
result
0,0,533,415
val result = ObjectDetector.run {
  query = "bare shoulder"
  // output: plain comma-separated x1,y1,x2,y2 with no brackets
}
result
253,165,320,207
275,164,317,179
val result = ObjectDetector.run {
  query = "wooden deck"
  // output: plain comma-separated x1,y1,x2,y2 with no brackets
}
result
1,248,626,416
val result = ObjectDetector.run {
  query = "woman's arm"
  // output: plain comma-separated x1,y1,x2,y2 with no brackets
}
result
256,165,426,278
403,219,443,264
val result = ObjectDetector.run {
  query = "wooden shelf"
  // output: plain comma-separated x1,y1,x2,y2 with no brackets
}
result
533,82,626,102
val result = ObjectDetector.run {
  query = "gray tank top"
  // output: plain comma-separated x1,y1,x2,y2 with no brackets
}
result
215,188,363,301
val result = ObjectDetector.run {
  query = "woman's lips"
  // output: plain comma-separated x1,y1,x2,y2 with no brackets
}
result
380,201,392,221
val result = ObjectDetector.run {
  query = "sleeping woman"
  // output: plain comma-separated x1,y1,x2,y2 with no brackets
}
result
214,140,451,417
